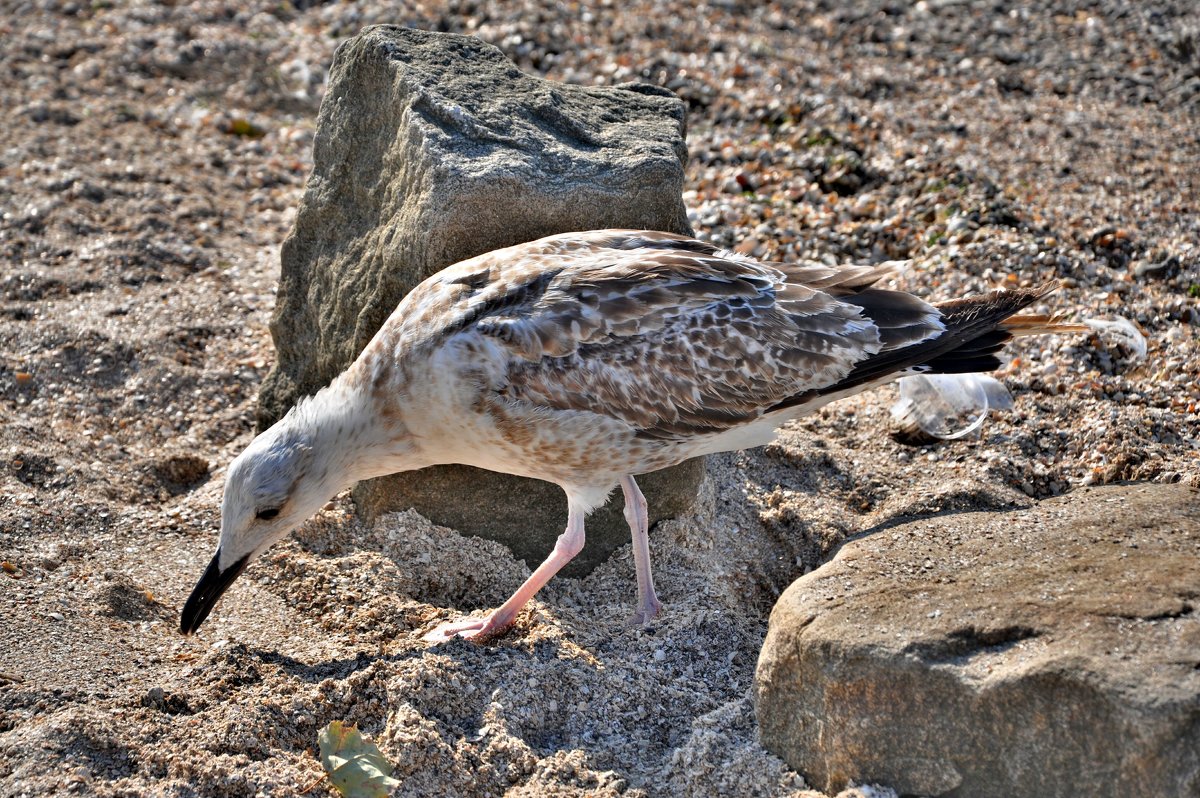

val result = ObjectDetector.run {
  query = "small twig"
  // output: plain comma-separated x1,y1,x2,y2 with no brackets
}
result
298,772,328,795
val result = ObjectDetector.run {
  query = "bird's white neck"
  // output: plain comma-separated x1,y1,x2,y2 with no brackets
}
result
286,378,425,494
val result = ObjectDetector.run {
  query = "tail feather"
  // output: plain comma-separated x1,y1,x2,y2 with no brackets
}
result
767,282,1081,415
838,285,1053,386
1000,313,1089,337
831,284,1075,394
920,329,1011,374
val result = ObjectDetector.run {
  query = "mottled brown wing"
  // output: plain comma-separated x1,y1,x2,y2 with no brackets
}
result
449,232,938,440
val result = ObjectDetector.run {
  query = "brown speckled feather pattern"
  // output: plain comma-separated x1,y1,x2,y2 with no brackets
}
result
390,231,944,447
199,231,1078,641
338,228,1077,497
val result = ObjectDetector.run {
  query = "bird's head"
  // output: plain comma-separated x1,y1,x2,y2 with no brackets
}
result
180,417,333,634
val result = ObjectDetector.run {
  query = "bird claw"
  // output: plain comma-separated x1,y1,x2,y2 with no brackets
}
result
625,598,663,628
423,612,513,644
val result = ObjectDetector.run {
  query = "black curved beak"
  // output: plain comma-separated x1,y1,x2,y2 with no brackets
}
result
179,549,250,635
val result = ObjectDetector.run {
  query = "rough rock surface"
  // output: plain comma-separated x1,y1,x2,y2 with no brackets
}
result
756,482,1200,798
258,25,702,573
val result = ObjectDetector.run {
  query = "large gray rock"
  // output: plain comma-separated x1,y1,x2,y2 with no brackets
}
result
259,25,702,574
755,483,1200,798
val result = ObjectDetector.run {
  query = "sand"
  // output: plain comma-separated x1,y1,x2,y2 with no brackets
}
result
2,1,1197,796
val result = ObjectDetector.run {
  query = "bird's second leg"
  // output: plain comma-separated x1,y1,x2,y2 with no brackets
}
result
621,475,662,626
423,506,586,643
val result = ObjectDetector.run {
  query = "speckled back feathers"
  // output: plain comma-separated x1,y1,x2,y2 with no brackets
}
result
379,230,947,443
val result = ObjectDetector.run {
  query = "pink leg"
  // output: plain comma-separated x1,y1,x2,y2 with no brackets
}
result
423,505,586,643
622,475,662,626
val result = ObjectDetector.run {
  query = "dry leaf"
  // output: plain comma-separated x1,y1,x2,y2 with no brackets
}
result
317,721,400,798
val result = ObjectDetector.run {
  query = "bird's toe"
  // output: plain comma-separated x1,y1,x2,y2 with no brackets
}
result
423,612,514,644
422,618,483,643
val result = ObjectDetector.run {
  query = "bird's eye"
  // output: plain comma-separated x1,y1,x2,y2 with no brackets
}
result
255,507,280,521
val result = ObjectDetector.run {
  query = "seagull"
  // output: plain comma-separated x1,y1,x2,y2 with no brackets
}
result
180,229,1081,641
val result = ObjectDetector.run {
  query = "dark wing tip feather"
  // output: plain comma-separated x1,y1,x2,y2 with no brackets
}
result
842,289,942,350
775,285,1063,408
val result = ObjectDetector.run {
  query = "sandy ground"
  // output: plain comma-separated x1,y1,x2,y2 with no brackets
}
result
1,1,1198,796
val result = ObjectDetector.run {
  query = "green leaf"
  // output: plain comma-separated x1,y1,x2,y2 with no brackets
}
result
317,721,401,798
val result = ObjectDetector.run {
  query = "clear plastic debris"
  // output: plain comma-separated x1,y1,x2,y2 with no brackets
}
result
891,373,1014,441
1083,317,1148,361
891,315,1146,442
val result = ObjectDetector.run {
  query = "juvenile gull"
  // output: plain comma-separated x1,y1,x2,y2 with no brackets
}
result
180,229,1082,641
